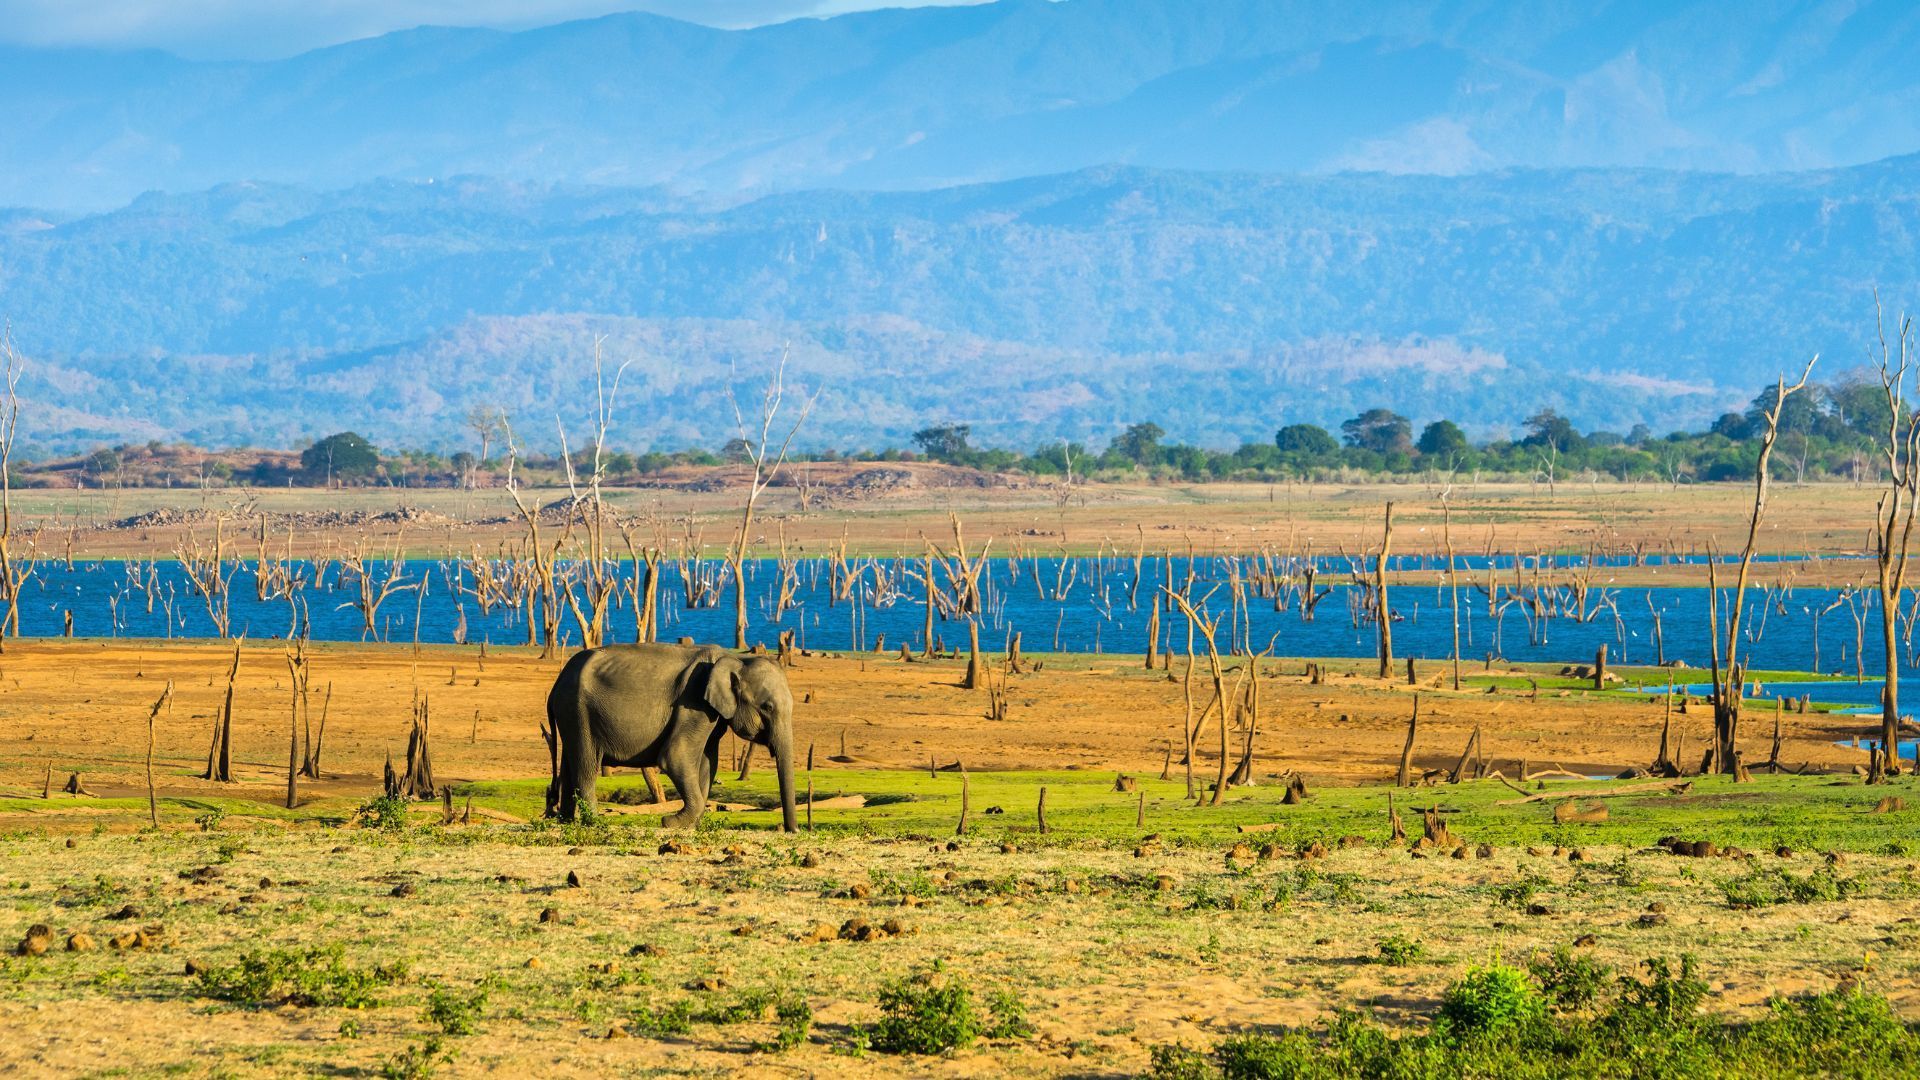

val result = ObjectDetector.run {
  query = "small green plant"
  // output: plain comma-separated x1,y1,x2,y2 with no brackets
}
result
696,988,774,1024
423,984,488,1036
1145,1043,1215,1080
354,794,411,832
758,994,813,1052
194,807,226,832
1437,961,1544,1038
985,989,1036,1040
338,1017,362,1039
871,967,982,1054
379,1035,450,1080
1528,946,1612,1012
1375,934,1426,966
196,945,408,1008
1720,866,1853,908
1199,931,1223,963
628,998,693,1037
1493,874,1547,909
1614,955,1707,1030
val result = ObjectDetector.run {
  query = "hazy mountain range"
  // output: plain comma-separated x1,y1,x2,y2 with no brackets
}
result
2,0,1918,453
7,0,1920,210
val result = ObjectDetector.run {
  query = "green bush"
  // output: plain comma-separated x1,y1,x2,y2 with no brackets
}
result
423,984,488,1036
628,999,694,1037
759,995,813,1052
1529,946,1612,1012
1437,961,1544,1038
196,945,408,1008
354,794,411,832
871,970,981,1054
1375,934,1426,966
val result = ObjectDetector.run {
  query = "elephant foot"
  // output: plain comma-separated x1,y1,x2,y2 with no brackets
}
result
662,808,703,830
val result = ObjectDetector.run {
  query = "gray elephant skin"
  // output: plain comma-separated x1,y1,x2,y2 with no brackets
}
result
545,643,797,831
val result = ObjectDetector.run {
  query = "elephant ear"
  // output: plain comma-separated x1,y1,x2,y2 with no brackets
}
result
703,655,744,719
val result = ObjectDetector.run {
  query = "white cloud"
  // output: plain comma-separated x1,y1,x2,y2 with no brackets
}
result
0,0,995,60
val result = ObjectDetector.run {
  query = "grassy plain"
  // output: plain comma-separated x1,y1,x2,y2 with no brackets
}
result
4,640,1920,1076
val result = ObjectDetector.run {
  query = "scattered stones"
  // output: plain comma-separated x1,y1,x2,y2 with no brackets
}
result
628,943,666,958
658,840,691,856
1638,912,1670,928
539,907,560,924
65,932,95,953
1526,903,1552,917
800,852,822,868
180,866,221,884
1226,842,1255,863
1451,845,1471,860
688,975,726,992
847,883,872,900
799,922,838,944
588,961,619,975
390,882,416,898
1568,848,1590,862
1527,846,1548,857
107,905,140,921
1573,934,1597,948
1476,843,1496,859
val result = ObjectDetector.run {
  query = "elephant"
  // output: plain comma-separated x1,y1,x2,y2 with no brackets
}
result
545,642,796,831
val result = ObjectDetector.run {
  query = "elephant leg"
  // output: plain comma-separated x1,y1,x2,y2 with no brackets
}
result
562,738,599,823
664,718,718,826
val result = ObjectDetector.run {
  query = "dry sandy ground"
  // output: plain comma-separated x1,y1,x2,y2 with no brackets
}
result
0,640,1871,810
1,480,1902,580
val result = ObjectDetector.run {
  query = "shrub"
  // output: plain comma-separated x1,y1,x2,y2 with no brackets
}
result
871,969,981,1054
354,794,410,832
379,1035,449,1080
758,995,812,1052
985,989,1036,1039
423,984,488,1035
628,998,694,1037
1529,946,1612,1012
1437,961,1544,1038
197,945,408,1008
1146,1043,1217,1080
1375,935,1426,966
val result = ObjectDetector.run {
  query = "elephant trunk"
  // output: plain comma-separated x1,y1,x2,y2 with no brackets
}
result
770,721,797,833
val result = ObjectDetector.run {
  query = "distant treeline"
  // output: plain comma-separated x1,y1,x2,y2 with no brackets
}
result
42,378,1893,488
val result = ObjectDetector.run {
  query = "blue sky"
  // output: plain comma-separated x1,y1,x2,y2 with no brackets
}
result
0,0,993,58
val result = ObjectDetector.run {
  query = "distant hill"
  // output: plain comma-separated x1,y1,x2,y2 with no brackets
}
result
4,0,1920,210
4,160,1917,453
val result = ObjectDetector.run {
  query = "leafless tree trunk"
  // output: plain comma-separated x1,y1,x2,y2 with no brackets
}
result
1376,502,1394,679
1708,356,1814,777
1871,296,1918,779
727,345,818,649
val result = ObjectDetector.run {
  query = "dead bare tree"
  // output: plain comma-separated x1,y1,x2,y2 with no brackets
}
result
725,345,818,649
1707,356,1815,778
557,338,633,649
0,327,30,646
1870,296,1918,779
1375,502,1394,679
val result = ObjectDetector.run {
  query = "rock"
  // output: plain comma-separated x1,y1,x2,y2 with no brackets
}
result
628,943,666,958
16,927,52,957
1574,934,1597,948
566,871,583,888
1527,846,1548,857
1226,842,1255,863
880,918,910,937
1568,848,1590,862
390,882,416,898
567,847,584,855
1775,846,1794,859
606,1026,629,1039
801,852,822,868
525,957,544,969
800,922,837,944
1476,843,1496,859
689,975,726,991
106,904,140,921
658,839,691,855
1452,845,1471,860
848,883,872,900
539,907,560,924
1638,913,1670,927
1155,874,1176,892
1646,901,1667,913
1000,843,1017,854
1526,903,1552,916
65,933,95,953
183,959,207,976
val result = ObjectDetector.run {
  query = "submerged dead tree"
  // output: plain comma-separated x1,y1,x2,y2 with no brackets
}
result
726,346,818,650
1375,502,1394,679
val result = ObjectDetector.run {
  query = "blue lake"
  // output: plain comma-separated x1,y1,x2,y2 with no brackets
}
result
6,556,1906,680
